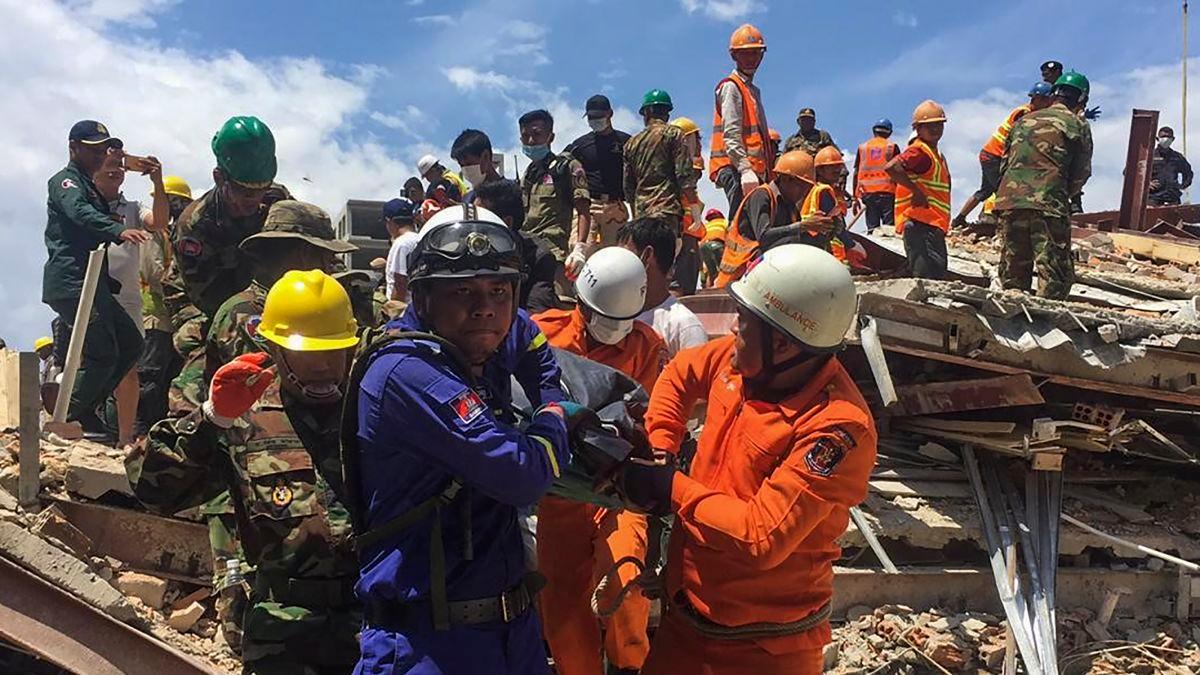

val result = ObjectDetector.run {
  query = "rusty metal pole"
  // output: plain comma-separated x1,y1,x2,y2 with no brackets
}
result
1117,109,1160,232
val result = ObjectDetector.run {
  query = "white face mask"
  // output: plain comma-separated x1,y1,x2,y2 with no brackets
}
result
588,118,610,133
1158,137,1174,149
586,314,634,345
462,164,486,187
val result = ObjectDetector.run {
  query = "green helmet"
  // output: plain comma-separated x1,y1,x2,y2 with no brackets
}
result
211,116,278,188
640,89,673,113
1053,70,1090,97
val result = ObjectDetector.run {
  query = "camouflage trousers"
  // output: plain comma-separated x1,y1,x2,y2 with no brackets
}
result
169,314,208,415
240,591,362,675
207,496,254,655
997,209,1075,301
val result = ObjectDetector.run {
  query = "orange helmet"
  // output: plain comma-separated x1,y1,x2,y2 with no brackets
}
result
729,24,766,51
768,128,782,142
814,146,845,167
912,100,947,126
773,150,815,184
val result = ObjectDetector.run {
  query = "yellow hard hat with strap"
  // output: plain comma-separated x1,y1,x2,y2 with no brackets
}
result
257,270,360,352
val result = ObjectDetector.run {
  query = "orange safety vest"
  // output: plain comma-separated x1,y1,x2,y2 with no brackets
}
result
894,140,951,234
708,73,773,184
714,184,777,288
799,183,848,263
980,105,1031,158
855,137,896,196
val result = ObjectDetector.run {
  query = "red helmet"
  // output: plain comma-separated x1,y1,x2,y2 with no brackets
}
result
705,208,724,221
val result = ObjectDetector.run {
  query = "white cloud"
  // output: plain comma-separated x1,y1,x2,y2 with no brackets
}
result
65,0,177,27
679,0,765,22
405,0,425,4
442,66,528,92
369,105,429,139
413,14,453,26
0,0,422,349
891,9,918,28
598,68,628,80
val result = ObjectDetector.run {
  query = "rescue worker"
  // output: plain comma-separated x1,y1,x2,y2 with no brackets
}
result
418,154,467,205
953,82,1053,228
205,200,356,382
783,108,835,156
622,244,876,675
994,71,1093,300
1150,126,1193,206
351,204,577,674
670,115,708,295
885,100,952,279
566,95,633,246
42,120,149,437
807,147,851,262
532,246,667,675
624,89,701,296
710,23,774,217
36,336,60,414
715,150,832,287
127,269,364,674
451,128,508,198
138,175,192,433
1041,60,1063,85
519,108,594,279
768,129,782,158
618,217,709,358
853,119,900,233
700,208,728,289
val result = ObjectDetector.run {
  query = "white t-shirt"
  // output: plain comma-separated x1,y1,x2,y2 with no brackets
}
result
106,197,150,336
636,295,709,358
385,231,421,300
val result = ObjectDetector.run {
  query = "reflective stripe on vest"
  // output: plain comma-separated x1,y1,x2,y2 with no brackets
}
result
894,140,951,234
714,184,776,288
443,170,469,198
800,183,847,220
704,218,728,242
980,105,1030,158
708,74,771,184
856,137,896,195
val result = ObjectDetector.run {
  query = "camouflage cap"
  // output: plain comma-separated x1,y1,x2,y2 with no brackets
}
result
240,199,357,253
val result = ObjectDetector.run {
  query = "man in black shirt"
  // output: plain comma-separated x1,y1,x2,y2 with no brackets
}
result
566,94,632,245
1150,126,1193,206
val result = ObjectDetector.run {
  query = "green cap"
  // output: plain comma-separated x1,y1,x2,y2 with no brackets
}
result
212,116,278,188
640,89,674,112
240,200,357,253
1054,71,1090,97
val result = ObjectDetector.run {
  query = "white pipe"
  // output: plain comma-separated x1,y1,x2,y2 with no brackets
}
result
52,247,107,423
1061,513,1200,572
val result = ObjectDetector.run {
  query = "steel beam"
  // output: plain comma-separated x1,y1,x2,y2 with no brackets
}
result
1117,109,1160,232
0,556,216,675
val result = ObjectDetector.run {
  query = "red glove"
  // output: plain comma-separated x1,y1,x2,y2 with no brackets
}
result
204,353,274,426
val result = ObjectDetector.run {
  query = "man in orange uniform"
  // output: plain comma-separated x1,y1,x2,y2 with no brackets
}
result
715,150,832,287
853,118,899,233
700,208,728,289
710,24,774,217
804,146,850,261
533,246,668,675
886,100,952,279
953,82,1053,227
620,244,877,674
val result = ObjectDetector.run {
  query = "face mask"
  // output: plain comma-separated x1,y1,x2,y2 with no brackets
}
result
588,118,610,133
586,314,634,345
1158,137,1174,149
462,164,486,187
523,144,551,162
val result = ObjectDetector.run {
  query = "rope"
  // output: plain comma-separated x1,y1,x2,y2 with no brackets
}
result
590,556,647,618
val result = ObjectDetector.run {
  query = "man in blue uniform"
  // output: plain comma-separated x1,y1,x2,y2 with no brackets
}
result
349,204,577,674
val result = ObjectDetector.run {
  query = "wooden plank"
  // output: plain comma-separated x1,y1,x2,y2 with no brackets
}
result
900,417,1018,435
18,352,39,508
0,349,19,430
1109,230,1200,266
895,374,1045,416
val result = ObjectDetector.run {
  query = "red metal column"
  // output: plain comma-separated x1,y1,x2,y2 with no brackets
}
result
1117,109,1160,231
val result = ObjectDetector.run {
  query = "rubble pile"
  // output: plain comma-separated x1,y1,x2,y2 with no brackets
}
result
826,604,1200,674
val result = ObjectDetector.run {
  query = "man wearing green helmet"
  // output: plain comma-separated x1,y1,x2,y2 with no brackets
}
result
160,115,291,653
623,89,701,293
993,71,1093,301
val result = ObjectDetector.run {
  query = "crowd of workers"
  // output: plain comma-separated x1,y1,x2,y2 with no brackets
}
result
23,19,1192,675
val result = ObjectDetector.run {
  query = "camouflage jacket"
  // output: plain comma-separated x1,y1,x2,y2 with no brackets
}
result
623,119,696,220
521,153,589,259
162,184,290,328
784,128,835,156
994,103,1092,218
205,281,270,384
127,379,356,582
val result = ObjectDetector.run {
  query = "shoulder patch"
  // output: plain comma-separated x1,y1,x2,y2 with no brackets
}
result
245,315,267,344
805,426,855,477
178,236,203,258
451,389,486,424
61,178,78,190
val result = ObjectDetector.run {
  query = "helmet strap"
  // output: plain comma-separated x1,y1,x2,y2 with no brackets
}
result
745,319,820,397
274,348,345,403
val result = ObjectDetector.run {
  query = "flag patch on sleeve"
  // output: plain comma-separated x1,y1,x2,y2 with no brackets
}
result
451,389,485,424
805,427,854,477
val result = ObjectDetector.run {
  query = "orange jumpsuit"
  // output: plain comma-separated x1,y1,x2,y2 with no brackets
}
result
641,336,877,675
532,307,668,675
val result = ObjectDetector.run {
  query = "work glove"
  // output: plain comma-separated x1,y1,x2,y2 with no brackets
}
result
689,202,704,225
617,450,677,516
739,169,760,195
1084,106,1102,121
202,353,275,428
564,241,591,281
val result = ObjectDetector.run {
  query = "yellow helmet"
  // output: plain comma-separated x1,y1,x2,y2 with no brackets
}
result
161,175,193,200
257,270,360,352
670,117,700,137
912,100,947,126
34,336,53,352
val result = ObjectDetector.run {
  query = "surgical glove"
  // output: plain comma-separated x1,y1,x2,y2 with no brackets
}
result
618,451,676,516
739,170,760,194
689,202,704,225
564,242,590,281
203,352,274,428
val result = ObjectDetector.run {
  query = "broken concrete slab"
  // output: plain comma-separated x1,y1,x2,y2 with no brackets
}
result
0,485,17,513
64,442,134,500
0,519,135,623
116,571,168,609
166,601,205,633
31,505,93,559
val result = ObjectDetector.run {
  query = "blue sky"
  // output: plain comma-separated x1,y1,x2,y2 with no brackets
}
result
1,0,1196,347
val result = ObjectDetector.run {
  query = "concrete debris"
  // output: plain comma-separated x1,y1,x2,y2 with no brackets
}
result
30,504,93,559
64,440,134,500
166,601,206,633
116,571,169,609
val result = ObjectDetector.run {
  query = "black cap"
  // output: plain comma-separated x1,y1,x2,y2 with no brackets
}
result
1160,126,1176,138
798,107,816,118
68,120,122,147
584,94,612,117
382,197,415,222
1040,60,1063,72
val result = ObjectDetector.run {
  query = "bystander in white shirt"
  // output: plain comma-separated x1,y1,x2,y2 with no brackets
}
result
106,196,151,337
636,294,708,358
385,230,421,301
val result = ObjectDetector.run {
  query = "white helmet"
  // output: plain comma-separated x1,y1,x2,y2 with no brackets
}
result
576,247,646,319
419,202,505,235
729,244,856,350
417,154,439,176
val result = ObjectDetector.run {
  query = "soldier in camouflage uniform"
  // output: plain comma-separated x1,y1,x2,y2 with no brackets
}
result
519,108,593,280
128,269,362,675
994,70,1093,301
